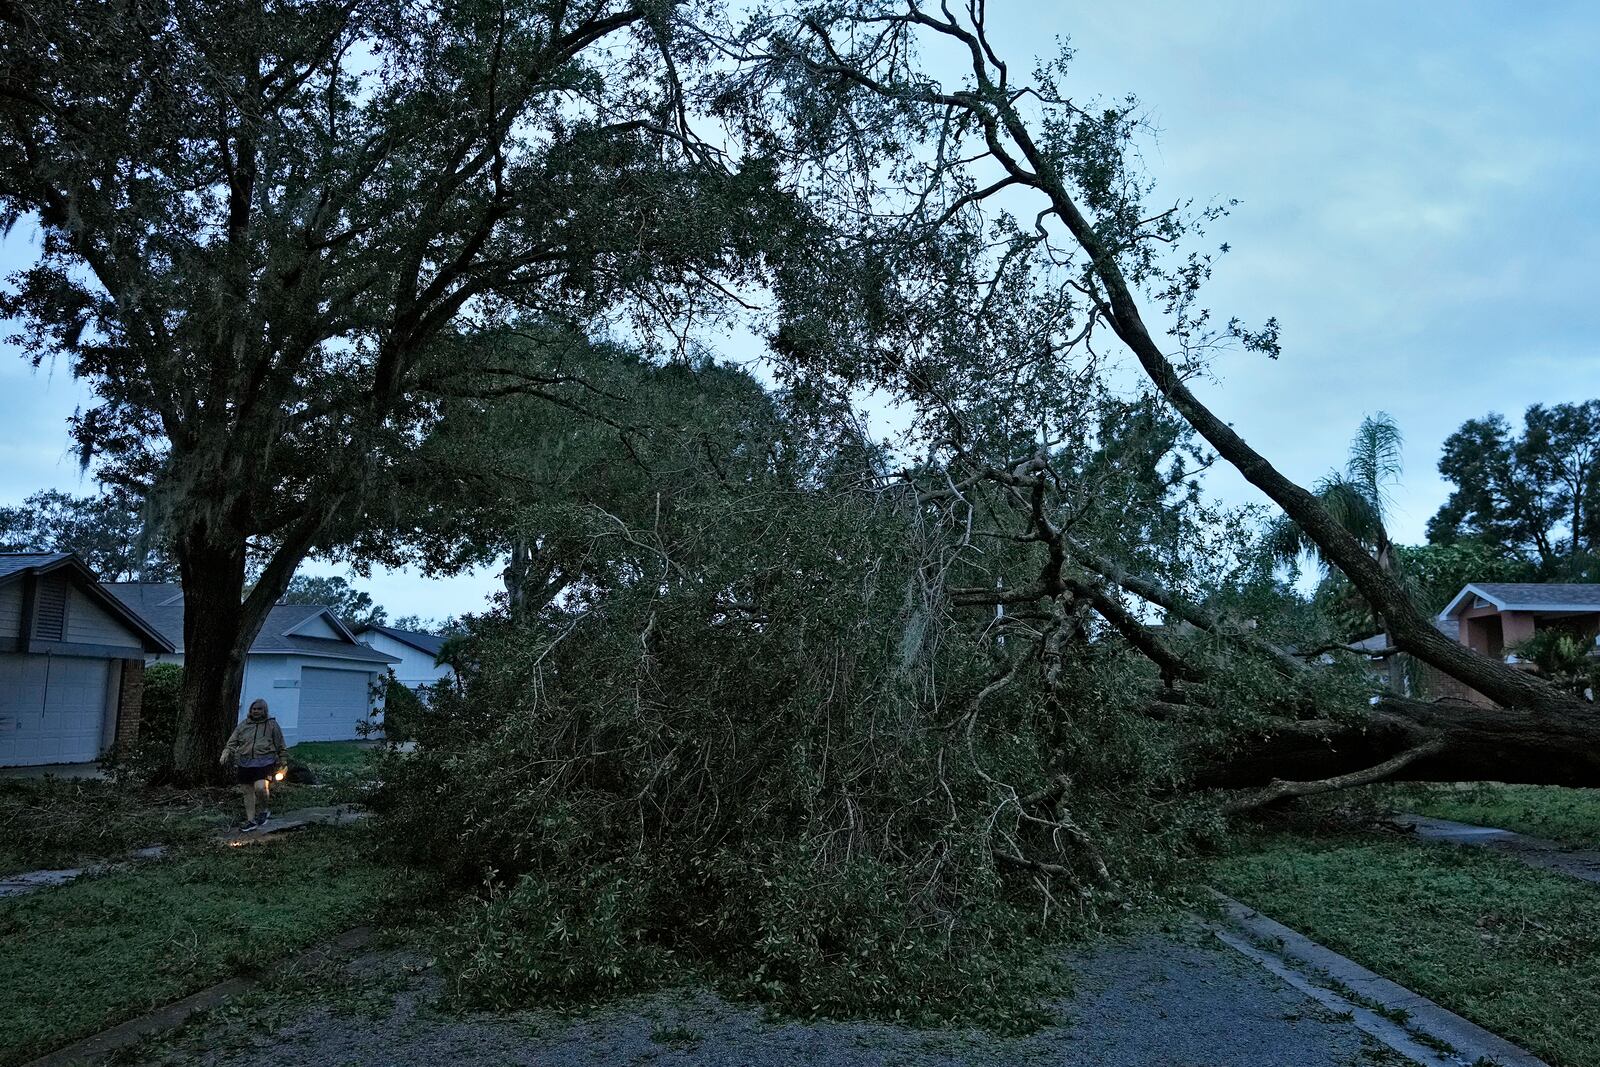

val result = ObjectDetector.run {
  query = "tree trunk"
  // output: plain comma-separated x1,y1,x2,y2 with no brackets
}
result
170,525,258,782
1193,696,1600,791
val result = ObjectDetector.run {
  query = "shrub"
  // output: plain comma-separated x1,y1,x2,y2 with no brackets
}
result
375,674,432,743
102,662,184,783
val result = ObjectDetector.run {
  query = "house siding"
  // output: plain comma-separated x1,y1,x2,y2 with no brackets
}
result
241,654,299,735
65,586,145,649
291,614,344,640
0,584,20,640
359,632,452,687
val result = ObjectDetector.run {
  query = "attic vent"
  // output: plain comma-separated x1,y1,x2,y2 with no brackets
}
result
34,576,68,641
1472,597,1492,609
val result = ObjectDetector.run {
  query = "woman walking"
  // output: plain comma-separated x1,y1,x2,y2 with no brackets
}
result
220,698,287,831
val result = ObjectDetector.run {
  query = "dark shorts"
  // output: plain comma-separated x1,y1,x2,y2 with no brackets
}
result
236,763,275,784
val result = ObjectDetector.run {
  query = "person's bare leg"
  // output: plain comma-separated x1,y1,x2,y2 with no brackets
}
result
255,780,270,820
240,783,257,823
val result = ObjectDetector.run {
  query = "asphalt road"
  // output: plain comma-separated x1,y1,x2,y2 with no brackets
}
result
132,929,1407,1067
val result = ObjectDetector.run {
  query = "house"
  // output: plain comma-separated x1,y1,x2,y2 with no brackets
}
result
105,583,400,745
0,553,174,767
1421,582,1600,704
1437,583,1600,659
353,624,454,690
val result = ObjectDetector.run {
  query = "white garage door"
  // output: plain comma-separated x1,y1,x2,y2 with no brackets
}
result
296,667,372,742
0,654,112,766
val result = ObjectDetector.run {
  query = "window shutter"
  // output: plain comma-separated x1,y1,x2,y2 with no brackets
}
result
34,576,68,641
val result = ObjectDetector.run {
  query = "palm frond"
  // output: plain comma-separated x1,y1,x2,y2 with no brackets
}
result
1264,514,1313,566
1316,475,1386,550
1345,412,1403,515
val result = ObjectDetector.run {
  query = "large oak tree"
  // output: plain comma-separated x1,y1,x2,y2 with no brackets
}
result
0,0,802,776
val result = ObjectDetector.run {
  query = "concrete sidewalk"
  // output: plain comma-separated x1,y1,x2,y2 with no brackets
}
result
1392,813,1600,885
217,804,368,847
0,761,108,781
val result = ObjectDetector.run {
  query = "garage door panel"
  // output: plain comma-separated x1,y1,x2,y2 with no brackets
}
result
296,667,371,742
0,654,111,766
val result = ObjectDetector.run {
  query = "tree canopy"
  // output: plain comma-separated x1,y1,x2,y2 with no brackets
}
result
1428,401,1600,578
0,0,818,775
0,489,175,580
279,574,386,628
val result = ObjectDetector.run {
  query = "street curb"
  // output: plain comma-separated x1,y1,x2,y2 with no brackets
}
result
22,926,375,1067
1203,892,1548,1067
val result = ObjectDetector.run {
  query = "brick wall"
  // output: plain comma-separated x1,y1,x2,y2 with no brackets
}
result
115,658,144,747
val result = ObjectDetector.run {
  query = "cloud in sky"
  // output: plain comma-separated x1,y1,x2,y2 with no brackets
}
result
3,2,1598,617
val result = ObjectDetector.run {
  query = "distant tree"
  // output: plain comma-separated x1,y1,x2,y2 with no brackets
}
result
280,575,385,628
1428,401,1600,576
391,615,454,635
0,489,175,580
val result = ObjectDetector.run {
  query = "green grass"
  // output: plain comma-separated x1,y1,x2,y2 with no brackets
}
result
271,740,378,813
0,778,226,876
0,743,378,874
1213,832,1600,1067
1389,783,1600,849
0,827,409,1066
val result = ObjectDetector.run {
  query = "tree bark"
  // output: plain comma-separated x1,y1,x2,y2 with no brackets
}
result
1193,696,1600,791
171,525,254,782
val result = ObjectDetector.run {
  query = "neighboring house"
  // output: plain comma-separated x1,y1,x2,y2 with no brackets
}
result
1437,583,1600,659
0,553,174,767
353,624,454,690
105,583,399,745
1423,582,1600,704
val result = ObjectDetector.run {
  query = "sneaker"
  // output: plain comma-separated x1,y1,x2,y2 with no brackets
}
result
259,809,271,823
238,819,262,833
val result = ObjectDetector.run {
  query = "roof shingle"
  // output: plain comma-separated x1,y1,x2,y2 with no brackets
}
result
0,552,73,581
355,624,447,658
103,583,397,663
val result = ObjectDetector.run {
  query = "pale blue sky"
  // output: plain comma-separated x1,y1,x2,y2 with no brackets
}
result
3,2,1598,618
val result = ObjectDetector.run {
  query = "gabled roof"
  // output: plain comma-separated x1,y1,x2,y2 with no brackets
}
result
0,552,73,580
102,583,398,664
1439,582,1600,619
353,623,447,659
0,552,176,653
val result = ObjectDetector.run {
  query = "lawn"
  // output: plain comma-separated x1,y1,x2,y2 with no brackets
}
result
1388,782,1600,848
0,827,412,1066
0,742,379,875
269,740,380,814
1213,832,1600,1067
0,777,225,877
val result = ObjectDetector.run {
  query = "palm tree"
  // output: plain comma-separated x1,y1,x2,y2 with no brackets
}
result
1268,413,1406,689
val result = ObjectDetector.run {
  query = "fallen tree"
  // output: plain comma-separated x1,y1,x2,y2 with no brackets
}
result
750,3,1599,807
